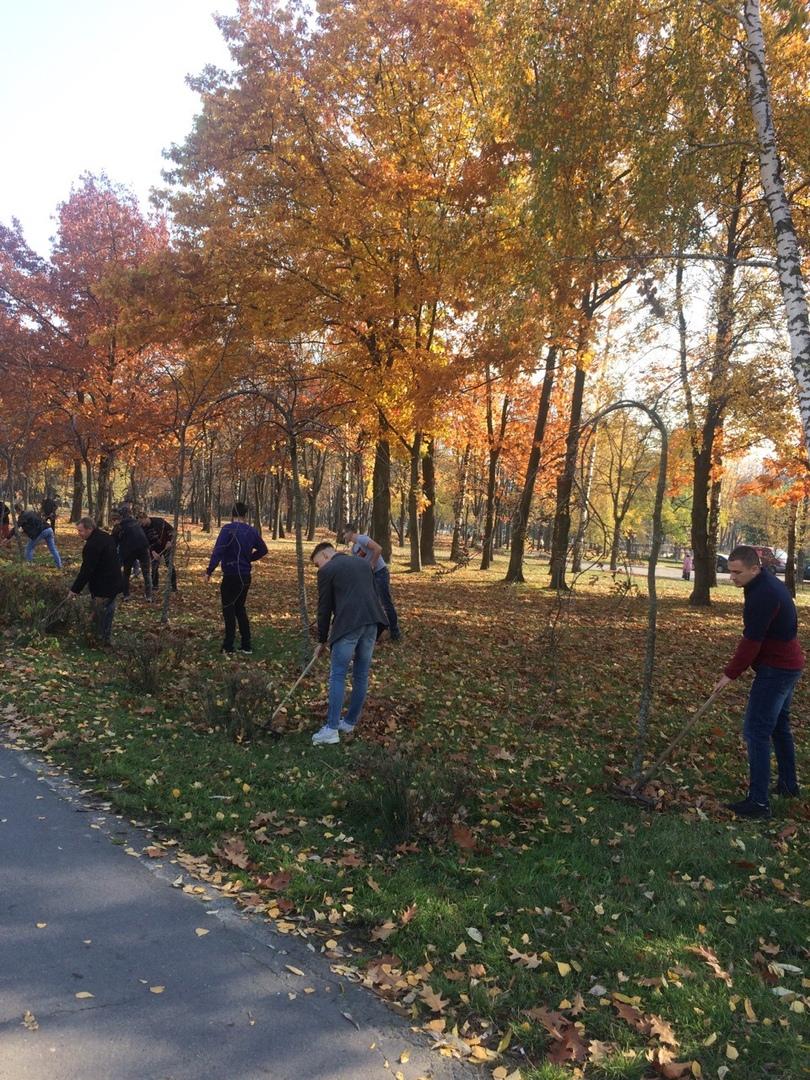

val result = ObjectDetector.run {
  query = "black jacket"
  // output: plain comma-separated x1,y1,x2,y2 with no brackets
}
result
15,510,47,540
316,552,387,645
112,515,150,558
142,516,173,554
71,528,125,599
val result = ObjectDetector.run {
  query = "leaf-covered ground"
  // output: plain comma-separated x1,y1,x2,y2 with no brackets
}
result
1,534,807,1080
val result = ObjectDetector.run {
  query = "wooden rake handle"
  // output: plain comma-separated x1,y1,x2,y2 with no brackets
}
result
631,689,723,792
269,652,321,726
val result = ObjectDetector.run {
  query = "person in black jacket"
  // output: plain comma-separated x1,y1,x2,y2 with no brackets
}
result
111,511,153,600
67,517,125,644
40,492,58,533
309,541,387,745
138,512,177,592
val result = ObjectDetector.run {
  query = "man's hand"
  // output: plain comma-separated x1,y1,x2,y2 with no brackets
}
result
205,572,212,583
712,674,732,695
67,591,78,602
314,643,326,659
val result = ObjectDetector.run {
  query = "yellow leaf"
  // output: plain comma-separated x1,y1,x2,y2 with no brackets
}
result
399,1051,410,1064
497,1028,512,1053
744,998,757,1022
35,922,47,929
725,1044,738,1060
703,1032,718,1047
171,788,181,798
75,992,94,999
149,986,165,994
195,928,210,937
285,965,305,977
556,961,571,977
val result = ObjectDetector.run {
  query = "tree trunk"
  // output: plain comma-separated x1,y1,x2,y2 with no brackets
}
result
609,515,624,572
85,458,94,518
408,432,423,572
785,497,798,597
161,429,187,625
505,347,557,583
253,475,265,537
743,0,810,447
95,455,114,527
288,434,311,661
70,459,84,522
571,432,596,573
708,473,722,589
450,443,471,562
420,437,437,566
549,364,587,591
372,435,392,561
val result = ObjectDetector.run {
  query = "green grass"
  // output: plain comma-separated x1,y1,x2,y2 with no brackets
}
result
1,538,807,1078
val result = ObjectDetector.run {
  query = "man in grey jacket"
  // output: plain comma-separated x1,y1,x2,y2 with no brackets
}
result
310,541,387,745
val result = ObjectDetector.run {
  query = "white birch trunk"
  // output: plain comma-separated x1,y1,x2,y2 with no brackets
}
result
743,0,810,446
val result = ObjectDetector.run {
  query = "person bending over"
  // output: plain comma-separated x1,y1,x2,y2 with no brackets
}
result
310,541,387,745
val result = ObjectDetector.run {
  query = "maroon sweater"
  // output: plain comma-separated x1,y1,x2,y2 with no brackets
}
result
724,569,805,679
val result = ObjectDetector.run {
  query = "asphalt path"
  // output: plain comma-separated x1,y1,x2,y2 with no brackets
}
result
0,742,473,1080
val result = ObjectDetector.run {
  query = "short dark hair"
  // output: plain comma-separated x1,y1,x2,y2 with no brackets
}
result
311,541,334,562
343,522,357,534
78,516,96,530
232,502,248,518
728,545,760,568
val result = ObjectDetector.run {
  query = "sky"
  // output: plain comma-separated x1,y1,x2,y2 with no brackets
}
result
0,0,238,256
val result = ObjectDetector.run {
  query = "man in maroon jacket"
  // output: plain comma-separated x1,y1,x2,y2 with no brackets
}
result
713,545,804,818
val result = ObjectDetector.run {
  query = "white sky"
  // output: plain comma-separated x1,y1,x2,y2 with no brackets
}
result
0,0,237,256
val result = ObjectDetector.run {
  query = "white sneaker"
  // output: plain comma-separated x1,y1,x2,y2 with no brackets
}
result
338,720,356,734
312,725,340,746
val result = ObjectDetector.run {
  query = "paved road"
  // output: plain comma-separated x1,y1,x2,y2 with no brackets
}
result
0,743,471,1080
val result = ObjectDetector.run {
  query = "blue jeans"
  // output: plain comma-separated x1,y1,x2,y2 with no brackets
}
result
373,566,399,639
327,623,377,729
25,528,62,569
743,665,802,805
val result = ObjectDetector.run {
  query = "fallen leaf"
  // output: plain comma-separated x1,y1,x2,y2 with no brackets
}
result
371,921,397,941
75,992,94,999
149,986,165,994
467,926,483,944
420,985,449,1013
285,965,305,977
22,1010,38,1031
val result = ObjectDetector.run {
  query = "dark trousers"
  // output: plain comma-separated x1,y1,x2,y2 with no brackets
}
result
743,665,802,804
90,595,117,644
122,548,152,598
220,575,251,652
373,566,399,639
151,549,177,591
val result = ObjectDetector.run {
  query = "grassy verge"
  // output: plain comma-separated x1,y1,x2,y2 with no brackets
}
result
1,538,807,1079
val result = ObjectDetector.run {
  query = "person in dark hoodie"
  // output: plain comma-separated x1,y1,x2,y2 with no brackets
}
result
206,502,268,654
111,510,152,600
138,512,177,592
713,545,805,818
67,517,125,645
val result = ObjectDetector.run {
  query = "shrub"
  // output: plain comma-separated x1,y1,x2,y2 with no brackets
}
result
345,745,475,848
201,668,275,743
0,563,84,638
117,631,188,694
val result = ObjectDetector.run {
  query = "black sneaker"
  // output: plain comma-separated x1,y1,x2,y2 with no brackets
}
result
726,798,771,819
772,782,801,798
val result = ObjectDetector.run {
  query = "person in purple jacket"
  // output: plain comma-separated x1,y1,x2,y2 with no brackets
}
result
206,503,268,655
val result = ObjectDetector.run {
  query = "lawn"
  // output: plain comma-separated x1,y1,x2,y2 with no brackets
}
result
1,532,807,1080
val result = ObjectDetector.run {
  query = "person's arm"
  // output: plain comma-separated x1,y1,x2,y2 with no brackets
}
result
251,532,269,562
206,527,229,577
70,542,99,595
316,567,334,644
722,597,780,680
358,534,383,569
